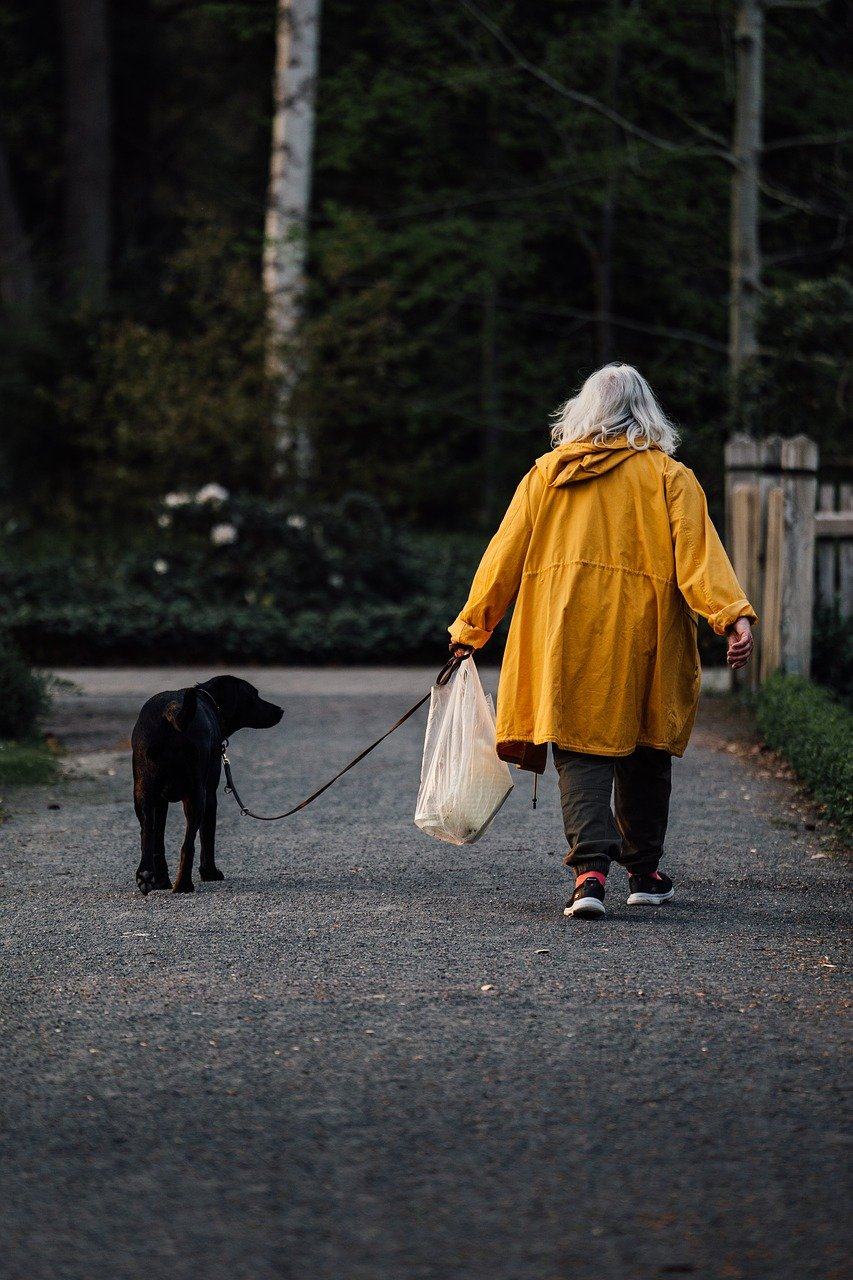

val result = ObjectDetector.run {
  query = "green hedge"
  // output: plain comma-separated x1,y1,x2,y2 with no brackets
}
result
756,674,853,838
1,524,487,666
0,634,49,738
8,597,467,666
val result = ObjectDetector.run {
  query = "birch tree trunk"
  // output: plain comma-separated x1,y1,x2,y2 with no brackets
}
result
728,0,764,418
593,0,626,365
60,0,111,306
263,0,322,481
480,270,500,525
0,139,37,310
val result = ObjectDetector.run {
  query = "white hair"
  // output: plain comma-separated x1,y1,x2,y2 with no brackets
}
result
549,363,680,455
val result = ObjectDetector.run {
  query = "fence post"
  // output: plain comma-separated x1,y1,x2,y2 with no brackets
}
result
816,481,836,610
840,482,853,619
779,435,818,677
725,434,764,677
724,433,761,550
730,482,761,689
760,487,783,682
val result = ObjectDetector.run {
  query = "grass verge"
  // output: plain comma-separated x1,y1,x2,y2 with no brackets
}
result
756,674,852,840
0,739,59,819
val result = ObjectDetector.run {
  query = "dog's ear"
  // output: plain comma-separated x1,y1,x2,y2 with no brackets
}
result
164,688,197,733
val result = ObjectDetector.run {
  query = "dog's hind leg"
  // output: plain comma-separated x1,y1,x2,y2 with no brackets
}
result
152,801,171,890
199,794,224,882
134,793,158,895
172,790,202,893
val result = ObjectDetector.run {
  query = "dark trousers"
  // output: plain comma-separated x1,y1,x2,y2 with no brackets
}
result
552,744,672,876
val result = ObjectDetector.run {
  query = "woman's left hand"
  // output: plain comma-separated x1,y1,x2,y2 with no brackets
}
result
727,618,754,670
449,642,474,660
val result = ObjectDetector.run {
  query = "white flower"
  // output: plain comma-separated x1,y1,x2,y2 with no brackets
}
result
163,491,191,509
211,523,238,546
157,513,172,528
328,573,344,589
195,483,229,506
153,558,169,574
286,514,307,531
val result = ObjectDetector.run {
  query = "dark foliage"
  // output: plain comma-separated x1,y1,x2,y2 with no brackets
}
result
812,603,853,706
756,673,853,838
0,0,849,535
0,633,49,738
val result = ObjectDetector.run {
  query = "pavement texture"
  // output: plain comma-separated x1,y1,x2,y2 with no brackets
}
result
1,667,849,1280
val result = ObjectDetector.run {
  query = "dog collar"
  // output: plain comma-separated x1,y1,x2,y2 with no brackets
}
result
194,684,223,732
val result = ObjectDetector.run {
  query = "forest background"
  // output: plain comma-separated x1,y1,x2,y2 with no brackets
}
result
0,0,849,669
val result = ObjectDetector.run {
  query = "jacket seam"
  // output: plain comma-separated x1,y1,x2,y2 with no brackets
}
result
521,557,675,587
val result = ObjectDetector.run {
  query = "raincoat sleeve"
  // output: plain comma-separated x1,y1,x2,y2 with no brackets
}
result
448,467,543,649
665,462,758,636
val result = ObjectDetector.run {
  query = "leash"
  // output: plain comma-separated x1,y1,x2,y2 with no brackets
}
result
220,654,465,822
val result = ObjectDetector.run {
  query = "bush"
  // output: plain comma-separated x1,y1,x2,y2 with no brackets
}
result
8,597,458,666
0,634,49,738
0,219,277,533
756,674,853,838
1,517,490,666
812,603,853,707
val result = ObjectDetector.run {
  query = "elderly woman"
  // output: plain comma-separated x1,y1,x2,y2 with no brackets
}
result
448,363,756,919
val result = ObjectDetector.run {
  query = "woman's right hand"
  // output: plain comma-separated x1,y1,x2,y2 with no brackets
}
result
449,642,474,660
727,618,754,670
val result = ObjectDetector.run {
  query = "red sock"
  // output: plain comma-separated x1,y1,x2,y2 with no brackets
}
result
576,870,607,888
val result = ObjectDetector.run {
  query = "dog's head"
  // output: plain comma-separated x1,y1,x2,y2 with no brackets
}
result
201,676,283,736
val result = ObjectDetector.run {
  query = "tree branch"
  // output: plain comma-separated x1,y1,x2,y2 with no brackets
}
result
457,0,732,163
495,298,730,354
757,178,844,217
763,130,852,152
765,1,827,9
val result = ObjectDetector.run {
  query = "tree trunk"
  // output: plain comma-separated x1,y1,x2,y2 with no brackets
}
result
728,0,763,420
594,0,625,365
0,139,37,310
480,271,500,525
263,0,322,482
60,0,111,306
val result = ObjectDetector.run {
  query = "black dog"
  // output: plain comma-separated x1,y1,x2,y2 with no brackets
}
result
131,676,283,894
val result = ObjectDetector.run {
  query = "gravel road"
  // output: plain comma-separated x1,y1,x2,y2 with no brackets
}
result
1,668,849,1280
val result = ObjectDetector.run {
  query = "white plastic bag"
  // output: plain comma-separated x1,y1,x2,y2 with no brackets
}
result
414,658,514,845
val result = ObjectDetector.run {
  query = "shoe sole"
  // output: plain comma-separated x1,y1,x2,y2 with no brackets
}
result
564,897,606,918
626,889,675,906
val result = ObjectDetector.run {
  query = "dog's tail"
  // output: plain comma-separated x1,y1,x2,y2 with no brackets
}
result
164,687,197,734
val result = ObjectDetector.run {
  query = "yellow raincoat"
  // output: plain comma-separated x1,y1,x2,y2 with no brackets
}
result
449,440,757,761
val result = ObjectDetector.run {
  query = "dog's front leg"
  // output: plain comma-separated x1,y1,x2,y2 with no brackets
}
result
152,800,171,889
134,793,158,895
199,793,223,881
172,790,203,893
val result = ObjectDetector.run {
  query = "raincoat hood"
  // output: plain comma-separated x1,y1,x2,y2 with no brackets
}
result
536,439,658,487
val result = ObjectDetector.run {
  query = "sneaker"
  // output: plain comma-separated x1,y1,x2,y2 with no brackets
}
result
626,869,674,906
564,871,606,919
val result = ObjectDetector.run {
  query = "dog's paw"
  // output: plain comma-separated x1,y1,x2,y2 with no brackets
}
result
199,866,225,882
171,878,195,894
136,867,156,895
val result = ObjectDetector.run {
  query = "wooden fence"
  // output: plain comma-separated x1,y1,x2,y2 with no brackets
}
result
724,434,852,687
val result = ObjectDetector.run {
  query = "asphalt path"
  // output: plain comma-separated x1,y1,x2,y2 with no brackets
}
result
1,669,849,1280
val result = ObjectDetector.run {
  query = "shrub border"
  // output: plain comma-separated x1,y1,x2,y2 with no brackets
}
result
755,673,852,840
